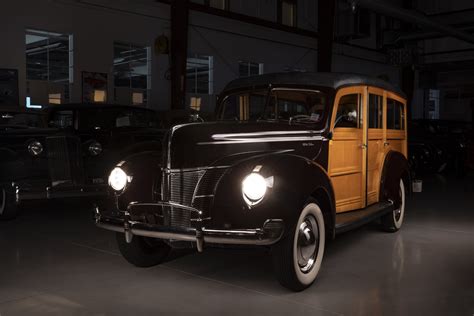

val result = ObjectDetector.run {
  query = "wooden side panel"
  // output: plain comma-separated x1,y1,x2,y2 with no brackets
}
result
328,86,366,213
366,87,385,206
385,91,407,158
367,129,384,205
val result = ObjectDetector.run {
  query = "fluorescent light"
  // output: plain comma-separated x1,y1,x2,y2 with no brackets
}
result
26,97,42,109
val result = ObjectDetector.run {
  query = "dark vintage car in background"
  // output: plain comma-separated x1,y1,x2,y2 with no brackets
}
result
408,119,470,176
0,104,165,220
95,73,410,291
0,106,46,130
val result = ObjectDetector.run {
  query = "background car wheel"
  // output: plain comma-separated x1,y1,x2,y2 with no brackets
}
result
116,233,171,267
0,187,18,221
381,179,406,232
272,201,325,291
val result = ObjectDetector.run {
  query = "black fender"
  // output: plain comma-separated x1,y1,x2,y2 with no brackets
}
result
379,151,411,207
120,140,164,159
210,153,336,238
111,150,163,211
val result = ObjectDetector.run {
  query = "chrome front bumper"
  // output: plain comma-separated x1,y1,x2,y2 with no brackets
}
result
94,202,284,252
11,181,107,202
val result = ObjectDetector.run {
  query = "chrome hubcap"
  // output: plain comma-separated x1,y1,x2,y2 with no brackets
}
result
394,187,403,221
297,215,319,273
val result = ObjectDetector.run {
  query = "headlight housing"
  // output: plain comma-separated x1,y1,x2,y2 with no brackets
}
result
28,140,43,156
242,172,272,206
88,141,102,156
108,167,129,192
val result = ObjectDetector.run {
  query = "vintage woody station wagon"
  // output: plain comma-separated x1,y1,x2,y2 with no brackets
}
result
95,72,410,291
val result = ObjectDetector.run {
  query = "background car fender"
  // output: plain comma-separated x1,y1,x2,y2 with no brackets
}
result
211,153,336,239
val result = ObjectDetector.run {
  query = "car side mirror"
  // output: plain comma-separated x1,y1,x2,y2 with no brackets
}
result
327,131,333,140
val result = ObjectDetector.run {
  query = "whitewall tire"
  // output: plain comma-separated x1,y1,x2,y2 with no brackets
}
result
381,179,406,232
272,202,325,291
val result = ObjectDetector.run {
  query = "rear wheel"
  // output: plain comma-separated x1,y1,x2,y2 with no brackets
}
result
381,179,406,232
272,202,325,291
116,233,171,267
0,187,18,221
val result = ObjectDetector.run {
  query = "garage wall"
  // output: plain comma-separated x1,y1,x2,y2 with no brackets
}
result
1,0,399,112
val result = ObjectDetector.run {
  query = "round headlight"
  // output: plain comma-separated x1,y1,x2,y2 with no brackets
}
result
242,173,267,206
108,167,128,191
88,142,102,156
28,140,43,156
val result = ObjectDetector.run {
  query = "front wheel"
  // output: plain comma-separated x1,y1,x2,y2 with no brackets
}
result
116,233,171,267
272,202,325,291
0,188,18,221
381,179,406,232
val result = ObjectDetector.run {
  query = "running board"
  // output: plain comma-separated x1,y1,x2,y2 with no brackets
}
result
335,201,394,235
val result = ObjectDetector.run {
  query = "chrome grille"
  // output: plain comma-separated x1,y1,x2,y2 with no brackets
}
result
169,170,204,206
47,136,84,186
168,168,227,228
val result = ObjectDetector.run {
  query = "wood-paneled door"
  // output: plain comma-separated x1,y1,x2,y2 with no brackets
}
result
328,86,367,213
366,88,386,206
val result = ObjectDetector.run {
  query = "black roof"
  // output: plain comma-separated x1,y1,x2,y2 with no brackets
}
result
223,72,406,98
48,104,156,111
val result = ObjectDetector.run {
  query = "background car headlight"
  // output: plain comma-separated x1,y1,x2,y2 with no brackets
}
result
242,173,267,206
27,140,43,156
108,167,128,191
88,141,102,156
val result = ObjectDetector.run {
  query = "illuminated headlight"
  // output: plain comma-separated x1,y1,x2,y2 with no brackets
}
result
108,167,129,191
28,140,43,156
242,173,273,206
88,141,102,156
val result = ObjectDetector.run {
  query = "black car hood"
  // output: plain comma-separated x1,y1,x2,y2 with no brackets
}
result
167,121,325,169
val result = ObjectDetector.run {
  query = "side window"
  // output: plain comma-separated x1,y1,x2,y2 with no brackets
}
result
369,94,383,129
50,110,73,129
387,98,405,130
334,94,361,128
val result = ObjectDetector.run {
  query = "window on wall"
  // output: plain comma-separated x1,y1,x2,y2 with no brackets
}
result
113,42,151,106
278,0,297,27
25,29,73,107
205,0,228,10
387,98,405,130
369,94,383,129
238,61,264,78
186,55,213,95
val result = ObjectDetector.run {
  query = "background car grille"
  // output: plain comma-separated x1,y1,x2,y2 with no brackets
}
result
168,168,227,228
47,136,84,186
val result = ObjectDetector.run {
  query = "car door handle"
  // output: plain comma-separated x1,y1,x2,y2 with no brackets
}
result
384,142,390,147
360,144,367,149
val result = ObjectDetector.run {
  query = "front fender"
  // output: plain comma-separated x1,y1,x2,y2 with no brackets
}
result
112,151,163,210
210,154,335,236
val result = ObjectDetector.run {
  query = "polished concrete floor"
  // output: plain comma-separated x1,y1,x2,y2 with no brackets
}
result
1,172,473,316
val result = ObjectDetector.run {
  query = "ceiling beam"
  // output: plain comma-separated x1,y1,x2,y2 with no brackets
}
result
353,0,474,45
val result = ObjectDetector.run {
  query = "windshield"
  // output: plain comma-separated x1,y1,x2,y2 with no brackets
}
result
79,108,159,130
219,88,329,127
0,112,44,128
50,108,160,130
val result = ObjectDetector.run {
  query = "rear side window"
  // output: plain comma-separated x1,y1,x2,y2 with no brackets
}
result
387,98,405,130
